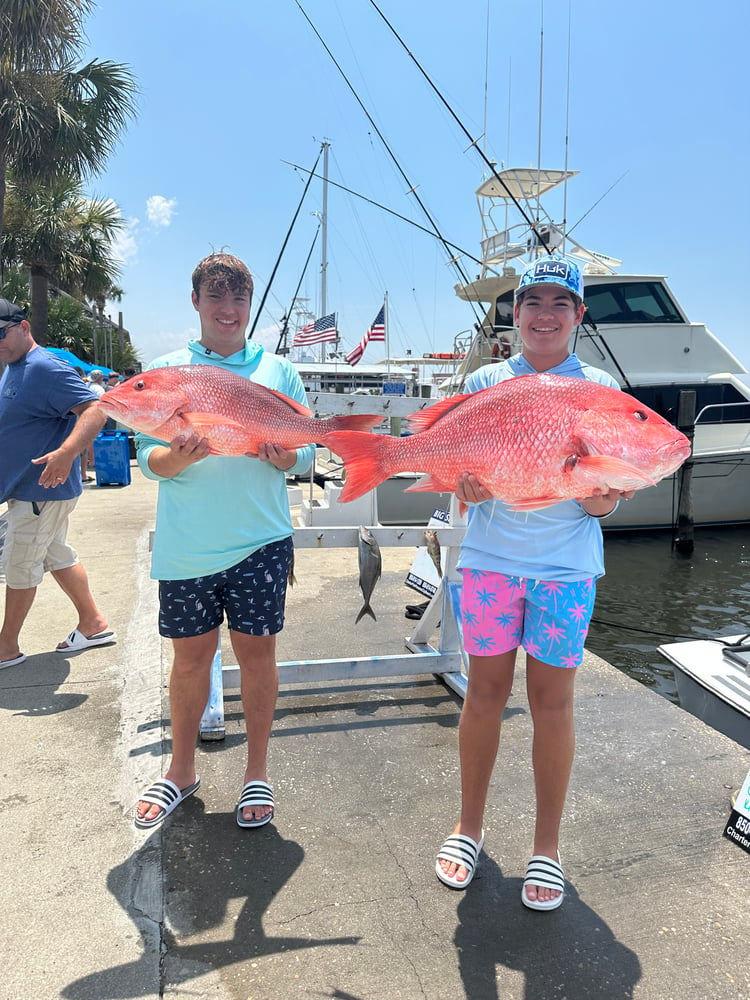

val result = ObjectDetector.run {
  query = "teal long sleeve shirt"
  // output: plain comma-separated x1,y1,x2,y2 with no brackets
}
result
136,339,314,581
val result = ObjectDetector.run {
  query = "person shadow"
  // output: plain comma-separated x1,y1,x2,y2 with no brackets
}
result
0,653,87,717
61,798,360,999
454,854,641,999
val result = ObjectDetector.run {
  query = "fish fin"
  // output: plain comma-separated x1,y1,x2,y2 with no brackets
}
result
506,497,566,511
406,392,475,432
182,412,248,434
322,431,393,501
403,474,455,494
263,387,313,417
573,454,656,491
323,413,385,434
179,414,260,456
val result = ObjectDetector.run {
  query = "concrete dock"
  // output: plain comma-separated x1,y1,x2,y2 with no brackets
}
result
1,466,748,1000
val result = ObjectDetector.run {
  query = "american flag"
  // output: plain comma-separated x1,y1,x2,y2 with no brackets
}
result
346,305,386,366
292,313,337,347
365,305,385,341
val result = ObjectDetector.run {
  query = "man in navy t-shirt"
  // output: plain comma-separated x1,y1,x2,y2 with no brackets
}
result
0,298,116,668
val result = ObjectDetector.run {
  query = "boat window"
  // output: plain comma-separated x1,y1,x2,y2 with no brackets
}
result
493,290,515,330
584,281,683,325
627,383,750,425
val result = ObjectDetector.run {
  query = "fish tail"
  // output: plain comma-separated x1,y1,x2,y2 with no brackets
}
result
323,431,395,501
355,602,377,624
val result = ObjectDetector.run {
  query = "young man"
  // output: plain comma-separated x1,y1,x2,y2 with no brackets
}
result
0,299,114,668
435,256,633,909
134,253,314,830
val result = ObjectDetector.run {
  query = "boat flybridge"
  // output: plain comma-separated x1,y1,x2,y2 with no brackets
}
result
449,167,750,531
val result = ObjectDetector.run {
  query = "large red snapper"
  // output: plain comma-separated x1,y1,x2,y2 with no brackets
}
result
323,373,691,509
98,364,384,455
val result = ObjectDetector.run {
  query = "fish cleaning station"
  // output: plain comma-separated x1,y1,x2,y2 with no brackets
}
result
199,518,469,740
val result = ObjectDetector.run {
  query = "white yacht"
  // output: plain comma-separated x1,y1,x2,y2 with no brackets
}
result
451,167,750,531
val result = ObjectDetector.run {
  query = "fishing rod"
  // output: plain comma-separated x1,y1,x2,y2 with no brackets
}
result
275,226,319,355
364,0,550,247
292,1,479,293
248,144,322,339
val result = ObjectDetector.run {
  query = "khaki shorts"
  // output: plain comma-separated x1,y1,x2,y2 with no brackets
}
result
2,498,80,589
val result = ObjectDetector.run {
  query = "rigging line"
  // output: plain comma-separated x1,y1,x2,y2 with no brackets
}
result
281,160,488,329
293,1,477,290
364,0,548,245
566,171,629,240
282,160,486,269
589,617,746,646
275,226,320,355
248,145,322,339
573,317,633,390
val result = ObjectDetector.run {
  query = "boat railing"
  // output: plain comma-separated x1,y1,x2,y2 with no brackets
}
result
695,400,750,425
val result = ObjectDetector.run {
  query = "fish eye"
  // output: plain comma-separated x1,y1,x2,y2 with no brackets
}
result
633,410,648,421
134,379,146,391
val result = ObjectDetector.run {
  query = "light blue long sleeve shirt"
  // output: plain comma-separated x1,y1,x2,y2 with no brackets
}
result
456,353,621,582
136,339,314,580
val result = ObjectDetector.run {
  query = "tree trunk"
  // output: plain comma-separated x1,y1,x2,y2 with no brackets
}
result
30,265,50,345
0,154,6,282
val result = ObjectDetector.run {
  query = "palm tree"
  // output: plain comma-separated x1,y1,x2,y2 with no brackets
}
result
0,0,137,243
2,174,125,344
1,1,92,71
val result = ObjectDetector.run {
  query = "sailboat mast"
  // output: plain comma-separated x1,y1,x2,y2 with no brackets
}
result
320,140,330,363
384,291,390,375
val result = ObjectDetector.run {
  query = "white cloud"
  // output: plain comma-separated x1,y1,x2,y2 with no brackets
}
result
146,195,177,228
254,322,282,354
111,217,140,265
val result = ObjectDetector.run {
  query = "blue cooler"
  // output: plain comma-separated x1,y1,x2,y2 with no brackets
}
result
93,430,132,486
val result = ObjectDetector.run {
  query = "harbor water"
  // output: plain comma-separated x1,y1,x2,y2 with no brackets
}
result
587,525,750,703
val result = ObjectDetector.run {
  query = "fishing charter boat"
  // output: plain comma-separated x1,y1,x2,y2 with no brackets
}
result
450,166,750,531
658,634,750,750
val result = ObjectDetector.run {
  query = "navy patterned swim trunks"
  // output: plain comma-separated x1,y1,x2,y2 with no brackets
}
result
158,537,294,639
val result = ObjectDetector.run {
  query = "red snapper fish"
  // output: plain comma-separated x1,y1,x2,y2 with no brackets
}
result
98,365,384,455
323,373,691,510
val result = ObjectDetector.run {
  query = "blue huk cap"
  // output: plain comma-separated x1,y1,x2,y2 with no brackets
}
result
516,256,584,303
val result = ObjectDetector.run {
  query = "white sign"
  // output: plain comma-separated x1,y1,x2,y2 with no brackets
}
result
724,766,750,855
405,508,450,598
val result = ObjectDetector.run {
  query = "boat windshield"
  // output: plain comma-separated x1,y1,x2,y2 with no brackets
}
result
492,279,684,330
583,281,683,325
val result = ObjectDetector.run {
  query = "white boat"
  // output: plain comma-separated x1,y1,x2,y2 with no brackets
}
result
450,166,750,531
658,635,750,750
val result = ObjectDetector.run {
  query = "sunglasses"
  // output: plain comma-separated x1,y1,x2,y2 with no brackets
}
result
0,323,21,339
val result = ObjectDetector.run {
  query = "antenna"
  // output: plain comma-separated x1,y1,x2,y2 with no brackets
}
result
482,0,491,167
562,0,573,253
535,0,545,230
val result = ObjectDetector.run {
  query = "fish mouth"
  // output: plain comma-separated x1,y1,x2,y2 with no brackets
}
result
98,396,126,416
657,438,693,474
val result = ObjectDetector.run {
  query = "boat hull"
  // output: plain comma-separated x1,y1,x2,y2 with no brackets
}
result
605,446,750,531
659,637,750,750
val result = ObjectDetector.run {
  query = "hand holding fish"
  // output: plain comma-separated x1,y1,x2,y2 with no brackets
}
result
257,442,298,471
148,430,212,478
579,488,635,518
455,472,493,505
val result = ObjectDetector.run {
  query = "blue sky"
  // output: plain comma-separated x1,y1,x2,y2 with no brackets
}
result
82,0,749,368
